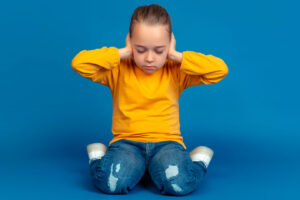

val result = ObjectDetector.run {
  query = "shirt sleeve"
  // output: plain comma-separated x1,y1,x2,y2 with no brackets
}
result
71,46,120,90
178,51,229,91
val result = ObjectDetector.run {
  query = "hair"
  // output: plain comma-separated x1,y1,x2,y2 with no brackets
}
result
129,4,172,41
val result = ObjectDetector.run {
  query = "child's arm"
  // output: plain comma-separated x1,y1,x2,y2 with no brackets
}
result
71,46,120,89
167,33,229,91
175,51,229,90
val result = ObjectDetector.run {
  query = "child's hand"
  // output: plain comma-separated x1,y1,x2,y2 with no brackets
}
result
167,32,176,58
125,33,132,53
118,33,133,59
167,33,182,62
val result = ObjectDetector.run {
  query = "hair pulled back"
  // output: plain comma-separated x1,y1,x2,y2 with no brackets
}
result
129,4,172,40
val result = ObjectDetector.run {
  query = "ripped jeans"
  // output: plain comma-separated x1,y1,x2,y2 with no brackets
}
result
89,139,207,196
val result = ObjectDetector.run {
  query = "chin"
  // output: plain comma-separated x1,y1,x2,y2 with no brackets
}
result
141,68,156,74
144,70,156,74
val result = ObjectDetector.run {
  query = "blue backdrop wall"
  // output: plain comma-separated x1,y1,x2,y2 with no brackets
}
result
1,0,299,199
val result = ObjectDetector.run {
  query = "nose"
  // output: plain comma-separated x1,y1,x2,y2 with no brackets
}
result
145,51,154,63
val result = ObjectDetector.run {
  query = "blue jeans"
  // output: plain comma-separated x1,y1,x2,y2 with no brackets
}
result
89,139,207,196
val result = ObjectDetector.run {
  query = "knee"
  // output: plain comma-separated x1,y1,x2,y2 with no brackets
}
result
94,179,132,195
156,164,201,196
90,160,140,194
160,177,199,196
163,179,198,195
163,183,195,196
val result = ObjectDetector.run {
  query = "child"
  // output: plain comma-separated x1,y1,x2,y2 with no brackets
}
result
71,4,228,196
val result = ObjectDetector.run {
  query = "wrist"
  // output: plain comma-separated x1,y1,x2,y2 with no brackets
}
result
168,51,182,62
118,48,131,59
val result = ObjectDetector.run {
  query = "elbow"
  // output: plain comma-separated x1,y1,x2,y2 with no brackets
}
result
71,58,77,70
202,55,229,84
218,57,229,76
222,64,229,77
214,68,229,84
71,59,81,74
212,55,229,78
215,59,229,82
71,50,87,70
71,57,80,71
203,67,229,85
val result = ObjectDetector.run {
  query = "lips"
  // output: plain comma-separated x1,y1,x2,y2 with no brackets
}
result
145,66,155,70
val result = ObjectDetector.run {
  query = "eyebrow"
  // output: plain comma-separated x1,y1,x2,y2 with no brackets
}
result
135,45,166,49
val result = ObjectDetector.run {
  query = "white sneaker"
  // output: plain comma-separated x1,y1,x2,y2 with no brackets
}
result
86,143,107,164
189,146,214,168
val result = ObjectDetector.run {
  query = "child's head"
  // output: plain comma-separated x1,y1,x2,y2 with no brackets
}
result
129,4,172,74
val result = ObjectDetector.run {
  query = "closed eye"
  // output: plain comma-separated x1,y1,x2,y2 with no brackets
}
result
137,50,163,54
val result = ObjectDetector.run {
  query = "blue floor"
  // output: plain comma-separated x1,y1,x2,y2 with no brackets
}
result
1,137,298,200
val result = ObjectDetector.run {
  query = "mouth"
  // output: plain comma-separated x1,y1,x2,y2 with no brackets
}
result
144,66,156,70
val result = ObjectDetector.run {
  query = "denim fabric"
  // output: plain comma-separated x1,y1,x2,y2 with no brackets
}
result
89,139,207,196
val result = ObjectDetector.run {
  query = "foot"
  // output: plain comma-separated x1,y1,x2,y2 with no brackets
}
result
189,146,214,168
86,143,107,164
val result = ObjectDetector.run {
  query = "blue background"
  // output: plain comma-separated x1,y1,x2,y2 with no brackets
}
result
1,0,299,199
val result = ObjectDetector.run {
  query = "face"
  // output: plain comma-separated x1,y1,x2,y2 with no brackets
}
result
130,22,170,74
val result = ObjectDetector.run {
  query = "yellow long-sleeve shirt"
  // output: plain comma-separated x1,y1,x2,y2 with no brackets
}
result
71,46,228,149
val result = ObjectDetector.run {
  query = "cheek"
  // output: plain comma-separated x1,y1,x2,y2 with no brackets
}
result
132,52,144,66
133,52,142,61
160,52,168,61
163,51,168,57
